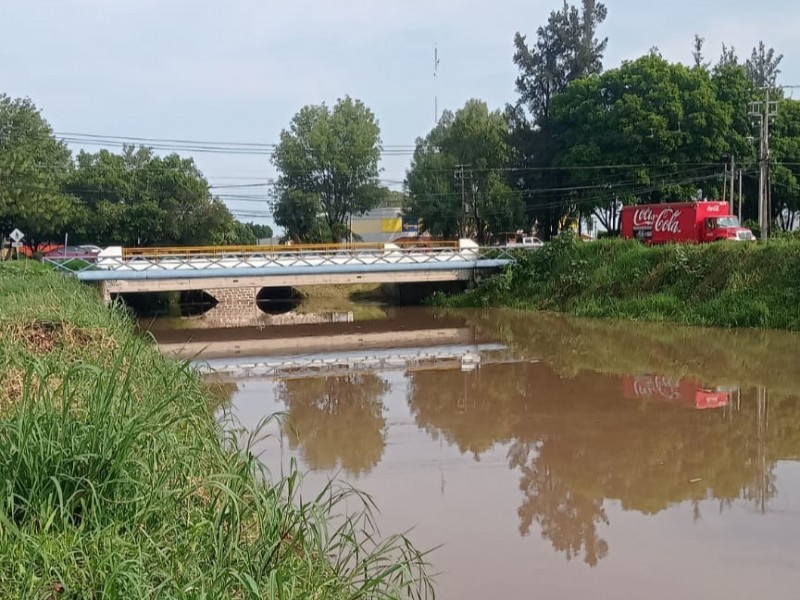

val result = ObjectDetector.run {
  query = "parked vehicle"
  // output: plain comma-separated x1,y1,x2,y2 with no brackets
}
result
502,232,544,249
620,201,755,244
44,245,102,262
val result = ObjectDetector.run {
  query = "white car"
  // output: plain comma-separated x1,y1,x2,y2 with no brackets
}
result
506,237,544,249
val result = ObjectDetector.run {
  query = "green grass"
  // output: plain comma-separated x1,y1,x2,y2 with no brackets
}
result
0,262,434,599
438,235,800,330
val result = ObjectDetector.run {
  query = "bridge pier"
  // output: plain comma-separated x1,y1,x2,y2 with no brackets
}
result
203,286,262,328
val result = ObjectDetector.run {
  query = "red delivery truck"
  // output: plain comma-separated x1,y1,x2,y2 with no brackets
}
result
620,201,755,245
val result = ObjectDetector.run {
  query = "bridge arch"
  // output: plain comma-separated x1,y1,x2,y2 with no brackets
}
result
256,286,302,315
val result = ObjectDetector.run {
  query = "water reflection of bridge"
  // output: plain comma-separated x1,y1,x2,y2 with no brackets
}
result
198,343,512,379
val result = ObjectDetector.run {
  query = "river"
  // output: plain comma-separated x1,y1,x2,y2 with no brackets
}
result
149,306,800,599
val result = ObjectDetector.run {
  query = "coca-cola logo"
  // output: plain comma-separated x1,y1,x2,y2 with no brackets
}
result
632,208,683,234
632,376,682,400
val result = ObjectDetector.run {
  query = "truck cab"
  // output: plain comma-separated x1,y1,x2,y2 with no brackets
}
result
702,216,756,242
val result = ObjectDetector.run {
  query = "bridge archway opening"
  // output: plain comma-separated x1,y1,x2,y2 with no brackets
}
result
113,292,173,318
179,290,219,317
256,286,302,315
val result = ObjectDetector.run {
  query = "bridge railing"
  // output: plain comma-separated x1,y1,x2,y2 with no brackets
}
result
121,240,462,259
41,242,518,276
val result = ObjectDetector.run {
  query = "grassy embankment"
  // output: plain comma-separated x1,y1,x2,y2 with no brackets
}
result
0,261,432,598
440,235,800,330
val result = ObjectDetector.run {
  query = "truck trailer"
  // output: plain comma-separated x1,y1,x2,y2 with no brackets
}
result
620,201,755,245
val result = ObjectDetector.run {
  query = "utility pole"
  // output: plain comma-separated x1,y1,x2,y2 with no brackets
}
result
454,164,472,238
722,159,728,204
738,168,743,221
750,90,779,240
729,154,736,212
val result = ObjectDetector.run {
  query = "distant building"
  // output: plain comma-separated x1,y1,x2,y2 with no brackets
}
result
350,207,419,243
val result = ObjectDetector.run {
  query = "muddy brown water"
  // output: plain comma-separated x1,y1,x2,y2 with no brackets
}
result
149,307,800,600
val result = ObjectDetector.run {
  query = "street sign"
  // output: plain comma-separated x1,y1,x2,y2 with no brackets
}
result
11,241,22,248
9,229,24,243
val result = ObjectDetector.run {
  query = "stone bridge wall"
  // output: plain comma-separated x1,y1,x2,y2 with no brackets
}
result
203,286,262,328
195,286,352,329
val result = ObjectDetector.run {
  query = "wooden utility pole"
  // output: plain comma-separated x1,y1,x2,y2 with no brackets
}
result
751,90,778,240
738,168,743,220
722,161,728,204
454,164,472,238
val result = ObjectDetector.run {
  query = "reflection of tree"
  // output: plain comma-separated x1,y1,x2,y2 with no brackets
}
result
278,373,390,476
510,442,609,567
407,360,800,567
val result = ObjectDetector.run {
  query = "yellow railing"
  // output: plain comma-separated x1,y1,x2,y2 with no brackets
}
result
122,240,460,258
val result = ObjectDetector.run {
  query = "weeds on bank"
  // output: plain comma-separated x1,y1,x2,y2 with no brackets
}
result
437,236,800,331
0,263,435,599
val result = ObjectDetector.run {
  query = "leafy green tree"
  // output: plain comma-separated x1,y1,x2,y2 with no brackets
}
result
770,99,800,230
67,146,237,246
549,55,747,229
405,100,523,242
0,95,76,251
272,97,382,242
510,0,608,238
230,221,274,245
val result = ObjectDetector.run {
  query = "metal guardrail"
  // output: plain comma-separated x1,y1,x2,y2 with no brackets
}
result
121,240,461,258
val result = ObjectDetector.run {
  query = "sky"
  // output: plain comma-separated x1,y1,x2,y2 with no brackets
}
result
2,0,799,231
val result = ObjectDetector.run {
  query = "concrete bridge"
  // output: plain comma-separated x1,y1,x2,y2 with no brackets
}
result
46,240,513,328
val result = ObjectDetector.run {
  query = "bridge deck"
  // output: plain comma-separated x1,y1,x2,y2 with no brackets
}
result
44,239,515,291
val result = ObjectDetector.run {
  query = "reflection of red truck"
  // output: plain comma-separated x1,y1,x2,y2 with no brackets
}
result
620,201,755,245
623,374,730,410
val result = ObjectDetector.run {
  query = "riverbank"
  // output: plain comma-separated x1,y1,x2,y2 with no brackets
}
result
0,261,431,598
439,235,800,330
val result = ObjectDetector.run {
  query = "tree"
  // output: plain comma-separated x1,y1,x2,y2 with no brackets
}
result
716,43,739,70
405,100,523,242
745,41,783,90
549,55,747,230
510,0,608,238
272,97,382,242
230,221,274,245
692,35,710,70
769,99,800,230
67,145,237,246
0,95,76,251
513,0,608,123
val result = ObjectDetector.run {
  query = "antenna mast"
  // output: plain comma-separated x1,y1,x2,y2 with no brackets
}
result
434,44,440,124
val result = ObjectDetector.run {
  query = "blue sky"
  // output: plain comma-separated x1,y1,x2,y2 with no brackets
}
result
2,0,797,230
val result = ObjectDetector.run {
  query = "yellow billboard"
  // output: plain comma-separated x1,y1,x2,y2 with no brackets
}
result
381,218,402,233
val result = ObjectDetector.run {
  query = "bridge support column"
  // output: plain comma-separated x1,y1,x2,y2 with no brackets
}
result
204,286,263,328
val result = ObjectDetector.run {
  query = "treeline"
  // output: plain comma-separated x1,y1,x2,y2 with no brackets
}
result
406,1,799,241
0,96,271,251
4,0,799,247
271,0,800,242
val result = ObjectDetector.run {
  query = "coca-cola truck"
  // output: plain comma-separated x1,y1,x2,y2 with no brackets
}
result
620,201,755,244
